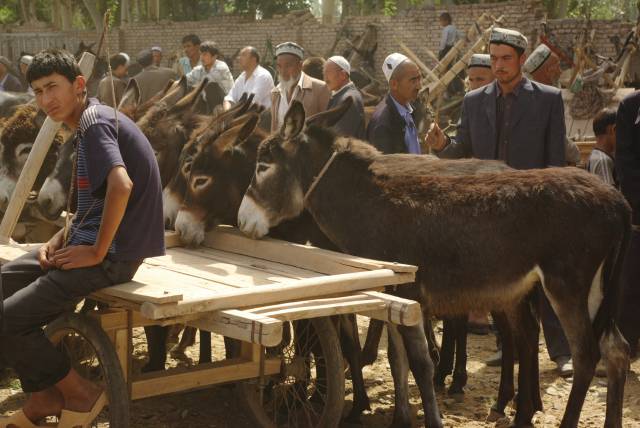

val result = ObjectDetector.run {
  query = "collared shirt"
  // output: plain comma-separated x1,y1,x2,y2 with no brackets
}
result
186,59,234,94
276,73,305,128
224,65,274,108
439,24,458,51
390,96,421,154
0,73,8,91
178,57,201,75
495,78,526,161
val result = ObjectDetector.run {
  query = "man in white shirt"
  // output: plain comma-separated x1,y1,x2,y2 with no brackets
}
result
185,41,234,94
177,34,201,76
224,46,274,110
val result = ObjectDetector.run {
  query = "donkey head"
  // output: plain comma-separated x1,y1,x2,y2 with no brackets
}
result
238,98,352,239
175,113,262,245
36,134,75,220
0,105,62,212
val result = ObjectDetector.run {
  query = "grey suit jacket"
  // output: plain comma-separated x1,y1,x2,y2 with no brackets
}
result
327,82,365,139
133,65,178,104
438,78,566,169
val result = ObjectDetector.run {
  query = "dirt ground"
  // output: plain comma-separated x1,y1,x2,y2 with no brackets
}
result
2,316,640,428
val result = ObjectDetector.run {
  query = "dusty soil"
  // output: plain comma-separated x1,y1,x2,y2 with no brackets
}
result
2,317,640,427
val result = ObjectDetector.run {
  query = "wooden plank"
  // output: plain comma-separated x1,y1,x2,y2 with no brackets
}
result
131,357,281,400
101,279,184,304
202,226,417,274
0,244,30,263
359,291,422,326
164,230,183,248
140,269,415,319
186,309,283,347
0,52,96,243
115,329,129,382
257,298,385,321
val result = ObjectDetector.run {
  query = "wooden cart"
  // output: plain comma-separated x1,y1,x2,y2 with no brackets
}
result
0,225,419,427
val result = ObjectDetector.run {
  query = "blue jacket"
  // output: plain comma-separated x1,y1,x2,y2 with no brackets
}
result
367,94,417,154
438,77,566,169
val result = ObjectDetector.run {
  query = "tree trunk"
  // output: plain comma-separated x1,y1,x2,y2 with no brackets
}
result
82,0,104,32
121,0,130,26
19,0,39,24
61,0,73,30
148,0,159,21
555,0,569,18
322,0,336,24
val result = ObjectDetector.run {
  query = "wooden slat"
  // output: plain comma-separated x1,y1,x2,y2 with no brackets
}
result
186,309,283,347
202,226,417,274
359,291,422,326
257,298,385,321
131,357,281,400
140,269,415,319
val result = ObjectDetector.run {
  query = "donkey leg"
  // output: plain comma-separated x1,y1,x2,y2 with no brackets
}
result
362,318,384,366
449,315,469,395
425,316,441,368
509,300,539,427
398,323,443,428
199,330,212,364
488,311,515,421
387,323,412,428
142,325,169,372
435,317,455,390
542,279,599,428
600,324,630,428
341,314,371,423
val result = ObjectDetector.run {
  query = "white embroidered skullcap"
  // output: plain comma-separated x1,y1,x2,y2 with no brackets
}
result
275,42,304,60
19,55,33,66
151,46,162,52
328,55,350,74
524,44,552,74
468,54,491,69
490,28,528,51
382,53,409,82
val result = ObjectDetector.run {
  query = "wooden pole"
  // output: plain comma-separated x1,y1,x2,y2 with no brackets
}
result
0,52,95,243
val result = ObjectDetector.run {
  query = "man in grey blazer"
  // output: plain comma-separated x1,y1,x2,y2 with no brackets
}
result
323,56,365,139
426,28,572,377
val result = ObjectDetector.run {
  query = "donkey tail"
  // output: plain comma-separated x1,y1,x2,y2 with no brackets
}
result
592,203,632,339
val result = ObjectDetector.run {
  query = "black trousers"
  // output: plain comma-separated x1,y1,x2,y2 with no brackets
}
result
0,250,139,392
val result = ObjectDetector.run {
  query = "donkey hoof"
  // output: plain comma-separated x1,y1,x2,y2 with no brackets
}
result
486,408,506,423
447,385,465,396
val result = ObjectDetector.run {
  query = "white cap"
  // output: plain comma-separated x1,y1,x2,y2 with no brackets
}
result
524,44,552,74
490,28,528,51
468,53,491,69
328,55,350,74
382,53,409,82
151,46,162,52
120,52,130,65
19,55,33,66
275,42,304,60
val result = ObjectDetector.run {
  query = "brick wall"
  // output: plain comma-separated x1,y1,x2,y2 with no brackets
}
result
1,0,634,82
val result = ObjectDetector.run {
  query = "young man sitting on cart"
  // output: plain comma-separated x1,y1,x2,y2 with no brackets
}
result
0,49,165,427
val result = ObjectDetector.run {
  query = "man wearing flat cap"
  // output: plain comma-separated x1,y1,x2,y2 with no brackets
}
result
270,42,330,132
132,49,177,103
323,56,365,139
367,53,423,154
524,44,581,165
426,28,573,377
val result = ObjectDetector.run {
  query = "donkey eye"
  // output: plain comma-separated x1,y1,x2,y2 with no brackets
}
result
256,163,270,173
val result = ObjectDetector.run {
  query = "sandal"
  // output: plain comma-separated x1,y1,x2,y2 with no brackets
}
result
57,391,107,428
0,410,55,428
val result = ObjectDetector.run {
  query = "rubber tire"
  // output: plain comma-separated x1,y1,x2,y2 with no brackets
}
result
45,312,130,428
236,317,345,428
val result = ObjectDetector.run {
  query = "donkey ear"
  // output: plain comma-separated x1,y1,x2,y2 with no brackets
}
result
280,101,306,140
160,75,189,108
306,96,353,128
213,113,260,152
170,77,208,114
118,79,141,112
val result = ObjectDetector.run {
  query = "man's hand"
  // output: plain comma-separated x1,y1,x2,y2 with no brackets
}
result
52,245,104,270
38,230,64,270
425,123,448,152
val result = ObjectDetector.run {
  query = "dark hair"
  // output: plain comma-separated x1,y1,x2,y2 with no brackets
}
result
200,41,221,57
26,49,81,84
182,34,201,46
136,49,153,68
302,57,325,80
439,12,452,24
109,53,128,70
592,108,617,136
244,46,260,64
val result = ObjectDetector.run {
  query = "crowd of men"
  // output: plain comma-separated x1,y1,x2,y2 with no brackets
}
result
0,18,640,425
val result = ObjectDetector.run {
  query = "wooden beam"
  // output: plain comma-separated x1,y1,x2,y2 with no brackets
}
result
130,357,281,400
359,291,422,326
0,52,96,243
140,269,415,319
187,309,283,347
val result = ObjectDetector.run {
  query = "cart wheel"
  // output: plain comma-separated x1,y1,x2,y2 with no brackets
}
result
236,317,345,428
45,313,129,428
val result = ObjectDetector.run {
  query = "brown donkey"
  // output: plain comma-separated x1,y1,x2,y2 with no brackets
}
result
238,100,632,428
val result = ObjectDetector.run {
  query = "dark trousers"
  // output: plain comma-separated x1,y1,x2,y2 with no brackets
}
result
0,250,139,392
618,230,640,356
540,291,571,361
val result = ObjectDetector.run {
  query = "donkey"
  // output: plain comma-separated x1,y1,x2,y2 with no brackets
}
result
173,105,373,422
36,133,75,220
238,100,632,428
0,105,64,213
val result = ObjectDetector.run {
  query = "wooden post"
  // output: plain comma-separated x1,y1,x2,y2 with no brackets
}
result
0,52,95,243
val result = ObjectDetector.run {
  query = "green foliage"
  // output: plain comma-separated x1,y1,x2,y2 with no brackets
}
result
0,6,18,24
